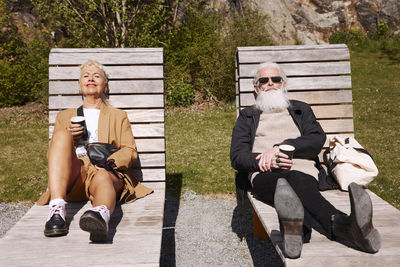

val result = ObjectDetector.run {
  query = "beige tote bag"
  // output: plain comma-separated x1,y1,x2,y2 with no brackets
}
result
324,136,379,191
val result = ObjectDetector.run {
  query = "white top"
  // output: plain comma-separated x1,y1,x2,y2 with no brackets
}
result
75,108,100,158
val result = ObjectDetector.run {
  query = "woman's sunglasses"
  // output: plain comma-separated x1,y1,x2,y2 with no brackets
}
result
258,76,283,83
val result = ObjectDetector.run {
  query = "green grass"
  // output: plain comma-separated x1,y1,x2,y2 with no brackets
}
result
0,103,48,202
0,50,399,210
351,51,400,208
165,104,237,197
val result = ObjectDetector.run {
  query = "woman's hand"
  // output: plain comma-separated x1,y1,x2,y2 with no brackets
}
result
69,123,84,145
256,146,293,172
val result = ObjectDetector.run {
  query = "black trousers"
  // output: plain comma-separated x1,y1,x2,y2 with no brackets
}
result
252,170,339,238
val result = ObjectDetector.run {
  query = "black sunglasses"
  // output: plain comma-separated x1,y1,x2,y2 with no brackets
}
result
258,76,283,84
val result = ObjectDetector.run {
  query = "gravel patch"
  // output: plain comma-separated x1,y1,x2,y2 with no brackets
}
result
161,190,283,266
0,202,32,238
1,192,283,266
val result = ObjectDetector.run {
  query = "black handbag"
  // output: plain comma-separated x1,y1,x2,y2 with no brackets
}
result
85,142,125,180
85,142,119,166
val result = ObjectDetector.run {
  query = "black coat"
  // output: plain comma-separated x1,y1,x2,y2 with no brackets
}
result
230,100,327,190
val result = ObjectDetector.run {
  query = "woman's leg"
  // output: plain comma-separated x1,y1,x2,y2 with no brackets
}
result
89,169,124,213
44,128,82,237
79,169,124,242
47,129,82,200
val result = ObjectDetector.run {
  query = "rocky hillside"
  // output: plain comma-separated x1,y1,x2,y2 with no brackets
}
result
246,0,400,44
4,0,400,45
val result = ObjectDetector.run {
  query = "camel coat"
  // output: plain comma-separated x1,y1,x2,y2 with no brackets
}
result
37,102,153,205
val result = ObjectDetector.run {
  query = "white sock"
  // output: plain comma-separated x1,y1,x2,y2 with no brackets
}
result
103,207,110,222
49,198,66,209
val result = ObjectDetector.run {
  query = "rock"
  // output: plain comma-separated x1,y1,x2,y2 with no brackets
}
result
237,0,400,44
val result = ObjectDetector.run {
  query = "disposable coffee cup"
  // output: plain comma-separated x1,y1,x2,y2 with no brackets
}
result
70,116,85,127
70,116,87,139
279,144,295,160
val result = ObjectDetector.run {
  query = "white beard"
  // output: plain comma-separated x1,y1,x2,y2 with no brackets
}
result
255,88,290,113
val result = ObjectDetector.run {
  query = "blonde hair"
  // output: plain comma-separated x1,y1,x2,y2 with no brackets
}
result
79,59,109,103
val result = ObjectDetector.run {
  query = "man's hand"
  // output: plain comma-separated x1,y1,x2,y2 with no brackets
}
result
256,146,293,172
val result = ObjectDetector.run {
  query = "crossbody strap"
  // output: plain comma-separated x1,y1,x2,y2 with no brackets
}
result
77,105,88,140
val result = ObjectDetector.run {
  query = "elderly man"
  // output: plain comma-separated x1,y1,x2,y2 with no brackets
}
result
230,62,381,258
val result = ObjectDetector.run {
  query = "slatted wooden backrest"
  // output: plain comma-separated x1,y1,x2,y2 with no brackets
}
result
49,48,165,182
236,44,354,156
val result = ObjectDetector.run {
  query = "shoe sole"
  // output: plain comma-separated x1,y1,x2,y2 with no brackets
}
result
348,183,381,253
79,212,108,242
274,178,304,259
44,228,68,237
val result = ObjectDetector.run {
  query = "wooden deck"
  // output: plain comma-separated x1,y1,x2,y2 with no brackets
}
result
0,182,164,266
249,189,400,266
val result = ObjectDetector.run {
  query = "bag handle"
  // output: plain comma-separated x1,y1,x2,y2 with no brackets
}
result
323,148,337,178
344,137,373,159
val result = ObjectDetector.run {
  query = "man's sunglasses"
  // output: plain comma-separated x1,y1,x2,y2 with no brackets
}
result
258,76,283,84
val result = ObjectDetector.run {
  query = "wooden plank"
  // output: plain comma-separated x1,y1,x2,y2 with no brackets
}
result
239,76,352,92
239,91,352,106
132,124,164,138
49,52,163,65
126,109,164,123
49,95,164,109
49,66,163,80
51,47,162,53
311,105,353,119
237,44,348,51
49,124,164,138
49,80,164,94
135,139,165,152
48,127,165,152
135,168,166,182
238,48,349,64
318,119,354,133
239,62,351,77
134,153,165,168
49,109,165,124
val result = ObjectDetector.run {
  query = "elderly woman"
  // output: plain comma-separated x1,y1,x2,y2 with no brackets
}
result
38,60,152,242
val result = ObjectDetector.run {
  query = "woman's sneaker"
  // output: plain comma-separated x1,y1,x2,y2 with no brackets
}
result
79,205,110,242
44,204,68,237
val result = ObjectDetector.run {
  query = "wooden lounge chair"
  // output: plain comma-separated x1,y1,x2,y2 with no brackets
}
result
235,44,400,266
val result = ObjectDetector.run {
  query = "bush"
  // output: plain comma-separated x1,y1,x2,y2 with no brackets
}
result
0,0,50,107
166,81,196,107
164,6,274,105
329,29,369,49
329,23,400,61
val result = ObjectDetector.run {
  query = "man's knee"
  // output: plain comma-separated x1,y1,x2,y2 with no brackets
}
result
289,171,319,188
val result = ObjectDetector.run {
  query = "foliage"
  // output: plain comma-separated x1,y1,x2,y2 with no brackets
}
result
0,0,50,107
165,6,274,104
166,80,195,107
2,1,274,107
31,0,170,48
329,23,400,61
329,29,369,49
